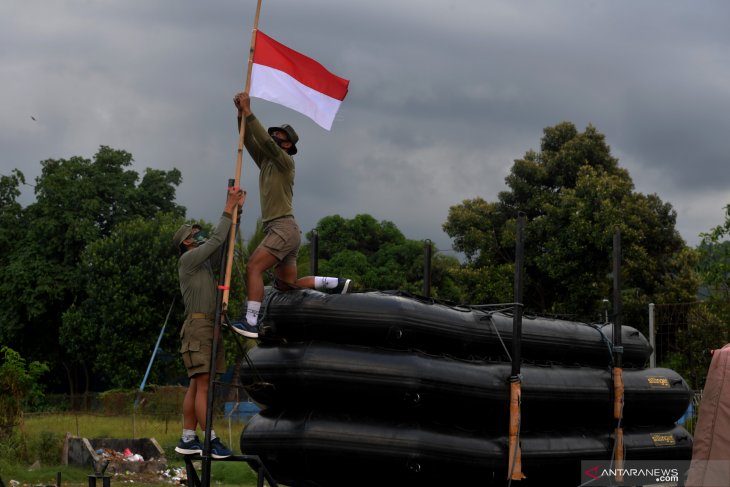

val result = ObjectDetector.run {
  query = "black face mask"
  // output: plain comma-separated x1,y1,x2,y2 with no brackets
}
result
191,230,209,247
271,134,289,150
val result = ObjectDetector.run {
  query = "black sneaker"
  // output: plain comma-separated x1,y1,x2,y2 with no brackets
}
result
327,278,351,294
230,320,259,338
175,436,203,455
209,437,232,459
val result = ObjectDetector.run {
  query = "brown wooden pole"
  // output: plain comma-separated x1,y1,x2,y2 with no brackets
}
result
221,0,263,309
507,212,526,481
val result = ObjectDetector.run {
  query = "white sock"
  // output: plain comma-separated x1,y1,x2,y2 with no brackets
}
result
209,430,217,440
246,301,261,326
182,429,196,442
314,276,339,290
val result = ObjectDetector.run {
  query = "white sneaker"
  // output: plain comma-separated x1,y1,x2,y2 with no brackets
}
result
328,278,351,294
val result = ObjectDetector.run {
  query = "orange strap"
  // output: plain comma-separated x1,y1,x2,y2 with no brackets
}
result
613,367,625,482
508,380,526,480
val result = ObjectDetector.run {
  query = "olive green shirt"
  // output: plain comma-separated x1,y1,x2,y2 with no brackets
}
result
243,113,295,223
177,212,233,316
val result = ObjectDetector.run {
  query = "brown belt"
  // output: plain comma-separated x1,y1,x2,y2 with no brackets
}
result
188,313,215,320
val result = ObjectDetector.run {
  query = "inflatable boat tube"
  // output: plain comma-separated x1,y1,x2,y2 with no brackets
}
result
240,408,692,487
240,342,691,428
258,289,652,366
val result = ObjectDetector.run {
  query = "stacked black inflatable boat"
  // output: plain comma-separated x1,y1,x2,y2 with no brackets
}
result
239,289,693,486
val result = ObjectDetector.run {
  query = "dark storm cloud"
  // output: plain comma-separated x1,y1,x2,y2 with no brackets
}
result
2,0,730,250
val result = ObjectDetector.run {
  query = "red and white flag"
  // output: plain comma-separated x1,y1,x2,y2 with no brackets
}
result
250,31,350,131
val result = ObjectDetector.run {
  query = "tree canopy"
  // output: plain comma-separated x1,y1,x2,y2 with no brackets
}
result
444,122,698,323
300,214,462,300
60,213,184,388
0,346,48,436
698,204,730,301
0,146,185,392
1,131,712,393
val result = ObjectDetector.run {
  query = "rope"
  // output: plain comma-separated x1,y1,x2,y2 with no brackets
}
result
482,313,512,362
589,322,616,366
575,396,624,487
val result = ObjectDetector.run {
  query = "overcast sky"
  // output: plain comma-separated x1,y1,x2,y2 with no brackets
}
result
3,1,730,256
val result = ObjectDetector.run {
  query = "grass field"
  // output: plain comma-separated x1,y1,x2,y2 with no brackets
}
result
1,413,265,487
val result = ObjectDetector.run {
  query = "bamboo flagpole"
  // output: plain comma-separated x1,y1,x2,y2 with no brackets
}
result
200,6,266,487
220,0,264,310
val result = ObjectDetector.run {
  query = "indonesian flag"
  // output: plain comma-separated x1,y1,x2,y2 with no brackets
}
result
250,31,350,131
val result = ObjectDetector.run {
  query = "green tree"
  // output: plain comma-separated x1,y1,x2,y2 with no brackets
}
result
673,203,730,388
310,214,405,259
0,146,184,393
661,304,727,389
301,214,463,300
59,214,184,388
61,209,259,389
0,170,25,262
444,122,698,321
698,204,730,300
0,346,48,436
0,170,27,343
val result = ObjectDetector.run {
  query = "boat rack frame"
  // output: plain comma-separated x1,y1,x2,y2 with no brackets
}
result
183,183,279,487
183,454,278,487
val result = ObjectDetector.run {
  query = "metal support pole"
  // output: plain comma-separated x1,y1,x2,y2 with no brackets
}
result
135,298,176,410
613,229,623,369
511,216,525,376
87,476,110,487
423,239,432,298
310,230,319,276
612,228,624,482
649,303,656,368
202,180,238,487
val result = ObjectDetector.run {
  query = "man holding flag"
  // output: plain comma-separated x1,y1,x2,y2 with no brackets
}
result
231,92,351,339
227,27,352,338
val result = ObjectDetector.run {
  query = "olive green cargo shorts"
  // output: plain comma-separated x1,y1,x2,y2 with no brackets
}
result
260,216,301,267
179,317,225,378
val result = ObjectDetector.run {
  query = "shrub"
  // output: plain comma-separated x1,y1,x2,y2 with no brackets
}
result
0,346,48,436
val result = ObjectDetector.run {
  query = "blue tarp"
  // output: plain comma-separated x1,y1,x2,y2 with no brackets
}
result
224,401,260,422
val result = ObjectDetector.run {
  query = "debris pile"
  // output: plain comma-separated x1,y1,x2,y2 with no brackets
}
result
159,466,187,485
65,436,167,474
94,447,146,463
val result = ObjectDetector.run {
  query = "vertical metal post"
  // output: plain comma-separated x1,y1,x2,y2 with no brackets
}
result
310,230,319,276
649,303,656,368
507,212,526,481
135,298,176,409
87,476,110,487
613,229,623,368
423,239,432,298
612,228,624,482
202,180,237,487
511,216,525,376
